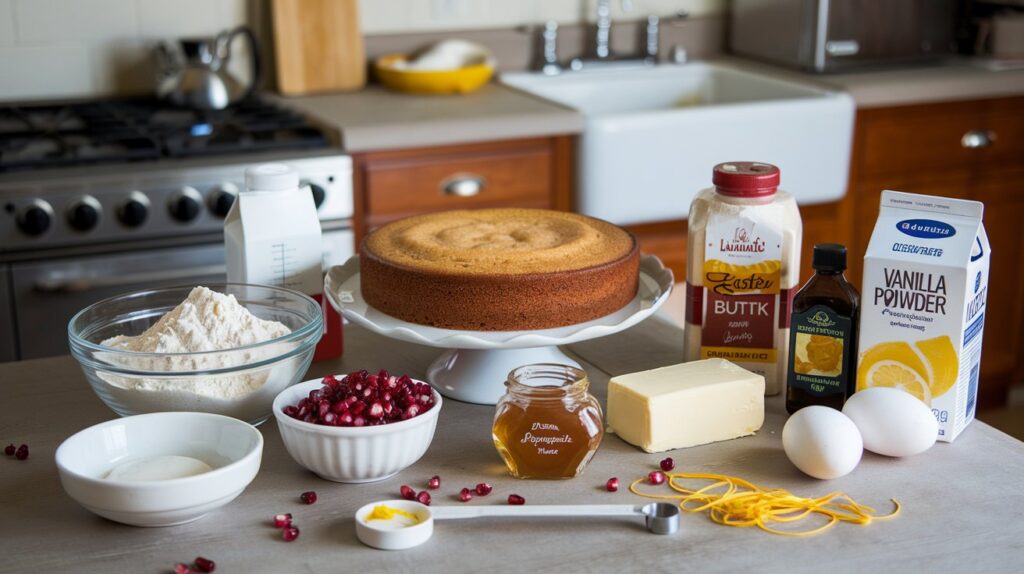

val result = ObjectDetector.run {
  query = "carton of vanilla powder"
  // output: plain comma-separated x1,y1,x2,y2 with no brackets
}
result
858,190,990,442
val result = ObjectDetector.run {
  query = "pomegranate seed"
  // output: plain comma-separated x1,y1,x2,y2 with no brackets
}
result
4,444,14,456
606,477,619,492
660,457,675,471
416,491,431,506
193,557,216,572
459,488,473,502
648,471,666,485
300,491,317,505
282,525,300,542
400,485,416,500
323,374,340,387
14,444,27,460
474,483,492,496
322,412,337,425
282,405,299,417
352,416,366,427
272,513,292,528
174,563,191,574
367,401,384,419
507,494,525,505
427,475,441,489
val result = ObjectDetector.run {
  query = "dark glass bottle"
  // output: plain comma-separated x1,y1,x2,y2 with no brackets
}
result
786,244,860,414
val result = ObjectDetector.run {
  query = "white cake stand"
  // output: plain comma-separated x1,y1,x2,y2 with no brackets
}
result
324,255,674,405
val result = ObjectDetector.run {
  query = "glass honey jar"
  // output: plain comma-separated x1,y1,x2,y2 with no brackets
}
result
492,364,603,479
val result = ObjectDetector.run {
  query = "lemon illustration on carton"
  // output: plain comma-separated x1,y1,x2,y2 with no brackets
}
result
856,336,959,406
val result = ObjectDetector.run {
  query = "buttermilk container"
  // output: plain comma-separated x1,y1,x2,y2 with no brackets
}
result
684,162,802,395
225,163,342,361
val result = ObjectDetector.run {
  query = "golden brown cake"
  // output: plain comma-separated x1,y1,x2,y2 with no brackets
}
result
360,208,640,331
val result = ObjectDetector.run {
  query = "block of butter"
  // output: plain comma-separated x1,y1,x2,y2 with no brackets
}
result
607,358,765,453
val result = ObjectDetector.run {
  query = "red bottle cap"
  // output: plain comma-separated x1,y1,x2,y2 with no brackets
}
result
712,162,780,197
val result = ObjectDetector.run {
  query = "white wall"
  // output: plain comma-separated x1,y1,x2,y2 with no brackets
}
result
360,0,725,34
0,0,724,101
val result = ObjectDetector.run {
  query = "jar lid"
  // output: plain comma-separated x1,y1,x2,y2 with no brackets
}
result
245,163,298,192
712,162,780,197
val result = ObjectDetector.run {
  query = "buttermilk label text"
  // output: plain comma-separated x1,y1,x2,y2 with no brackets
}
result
874,267,947,314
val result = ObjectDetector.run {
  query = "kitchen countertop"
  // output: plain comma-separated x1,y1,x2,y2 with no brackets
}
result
730,57,1024,109
281,59,1024,154
279,84,584,153
3,317,1024,572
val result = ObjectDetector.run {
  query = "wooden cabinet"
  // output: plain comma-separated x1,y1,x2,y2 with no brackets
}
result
352,136,574,240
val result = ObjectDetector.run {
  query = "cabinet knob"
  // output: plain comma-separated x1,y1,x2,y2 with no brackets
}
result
442,175,486,197
961,130,995,149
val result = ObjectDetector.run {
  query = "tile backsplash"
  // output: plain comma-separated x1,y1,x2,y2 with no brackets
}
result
0,0,723,101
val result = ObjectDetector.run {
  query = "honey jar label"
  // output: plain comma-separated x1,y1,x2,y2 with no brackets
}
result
787,305,852,397
520,422,574,456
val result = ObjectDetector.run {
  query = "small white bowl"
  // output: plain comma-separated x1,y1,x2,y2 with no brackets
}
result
355,499,434,550
55,412,263,527
273,378,441,483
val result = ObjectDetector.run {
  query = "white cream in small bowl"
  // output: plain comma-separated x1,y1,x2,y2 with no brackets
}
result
55,412,262,527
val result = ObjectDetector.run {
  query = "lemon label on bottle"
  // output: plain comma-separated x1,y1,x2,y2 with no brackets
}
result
788,305,852,397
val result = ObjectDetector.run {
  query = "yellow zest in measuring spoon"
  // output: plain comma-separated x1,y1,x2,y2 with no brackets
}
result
367,505,422,525
630,472,900,536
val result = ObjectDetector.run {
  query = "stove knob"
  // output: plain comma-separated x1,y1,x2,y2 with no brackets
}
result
66,195,101,232
168,186,203,222
303,181,326,209
117,191,150,228
207,183,238,218
16,199,54,236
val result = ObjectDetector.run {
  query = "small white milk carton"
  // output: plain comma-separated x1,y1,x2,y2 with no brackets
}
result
858,190,990,442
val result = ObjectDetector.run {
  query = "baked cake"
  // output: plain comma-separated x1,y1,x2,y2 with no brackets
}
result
360,208,640,331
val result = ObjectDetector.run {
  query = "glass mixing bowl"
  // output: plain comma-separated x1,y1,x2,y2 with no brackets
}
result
68,284,323,425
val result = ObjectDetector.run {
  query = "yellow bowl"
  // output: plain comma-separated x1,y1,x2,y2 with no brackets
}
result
374,54,494,95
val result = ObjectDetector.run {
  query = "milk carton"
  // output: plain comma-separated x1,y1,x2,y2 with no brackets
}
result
858,191,989,442
225,163,342,360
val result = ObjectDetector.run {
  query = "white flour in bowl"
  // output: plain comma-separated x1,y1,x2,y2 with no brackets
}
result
96,286,299,422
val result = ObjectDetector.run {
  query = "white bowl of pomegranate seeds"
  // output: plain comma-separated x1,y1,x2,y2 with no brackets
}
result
272,370,441,483
55,412,263,527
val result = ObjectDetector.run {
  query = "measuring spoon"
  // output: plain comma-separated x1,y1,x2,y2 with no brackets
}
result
354,499,680,550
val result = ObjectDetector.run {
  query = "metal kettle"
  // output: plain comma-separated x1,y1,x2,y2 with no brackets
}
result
155,26,261,110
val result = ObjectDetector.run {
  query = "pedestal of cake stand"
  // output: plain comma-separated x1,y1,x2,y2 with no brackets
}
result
426,346,580,405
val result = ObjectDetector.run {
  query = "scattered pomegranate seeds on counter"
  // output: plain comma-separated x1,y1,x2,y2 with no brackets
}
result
193,557,216,573
606,477,620,492
427,475,441,489
285,370,436,426
648,471,666,485
272,513,292,528
14,444,28,460
474,483,493,496
508,494,526,505
400,484,416,500
660,457,675,471
416,491,432,506
282,526,300,542
4,444,14,456
299,491,317,505
459,488,473,502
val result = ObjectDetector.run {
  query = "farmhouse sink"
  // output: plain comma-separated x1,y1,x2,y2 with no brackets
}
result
501,62,855,225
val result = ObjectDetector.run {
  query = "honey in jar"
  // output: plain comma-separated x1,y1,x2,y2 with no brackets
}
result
492,364,603,479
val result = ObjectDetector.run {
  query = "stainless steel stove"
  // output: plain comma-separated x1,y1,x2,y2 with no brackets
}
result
0,97,354,361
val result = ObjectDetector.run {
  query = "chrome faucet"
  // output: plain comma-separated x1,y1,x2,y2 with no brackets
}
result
535,0,661,75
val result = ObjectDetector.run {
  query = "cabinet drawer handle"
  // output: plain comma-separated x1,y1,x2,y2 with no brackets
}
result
961,130,995,149
442,175,486,197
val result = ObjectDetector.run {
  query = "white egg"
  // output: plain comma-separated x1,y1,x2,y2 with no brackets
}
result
843,387,938,457
782,406,863,480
